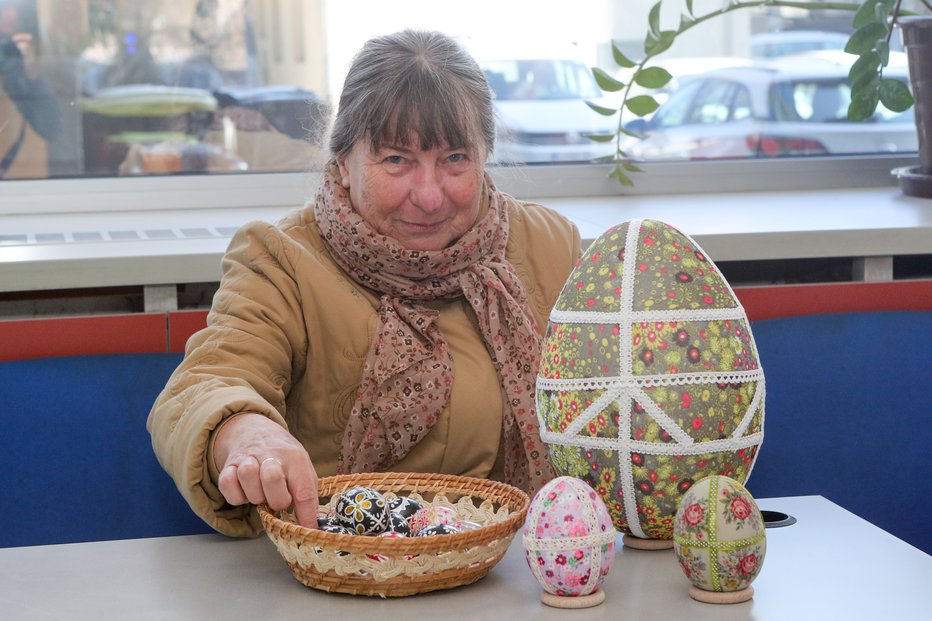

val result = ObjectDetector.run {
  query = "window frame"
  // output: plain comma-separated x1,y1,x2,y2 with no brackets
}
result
0,153,918,217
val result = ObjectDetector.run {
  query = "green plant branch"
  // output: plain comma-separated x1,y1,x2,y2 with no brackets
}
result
593,0,924,185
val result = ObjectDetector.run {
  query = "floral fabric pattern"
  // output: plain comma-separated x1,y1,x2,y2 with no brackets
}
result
315,164,553,493
537,219,765,539
673,475,766,592
523,477,615,597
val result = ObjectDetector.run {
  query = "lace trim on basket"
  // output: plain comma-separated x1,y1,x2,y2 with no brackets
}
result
273,493,515,579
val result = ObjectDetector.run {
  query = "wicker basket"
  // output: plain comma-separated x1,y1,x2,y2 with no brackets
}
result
258,472,530,597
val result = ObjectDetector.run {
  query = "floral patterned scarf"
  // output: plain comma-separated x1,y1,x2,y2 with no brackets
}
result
313,164,552,494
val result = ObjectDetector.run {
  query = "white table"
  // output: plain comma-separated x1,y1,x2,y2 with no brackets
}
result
1,496,930,620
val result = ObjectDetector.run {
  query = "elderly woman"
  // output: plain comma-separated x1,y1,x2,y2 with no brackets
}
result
148,30,581,536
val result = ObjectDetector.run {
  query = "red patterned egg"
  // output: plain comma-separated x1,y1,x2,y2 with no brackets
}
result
536,219,765,541
522,476,615,597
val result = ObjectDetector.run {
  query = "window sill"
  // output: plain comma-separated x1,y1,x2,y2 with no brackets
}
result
1,184,930,295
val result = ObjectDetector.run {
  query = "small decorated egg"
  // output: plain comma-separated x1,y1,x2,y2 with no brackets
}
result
388,495,423,521
522,476,615,601
673,475,766,602
386,510,412,536
335,486,389,535
317,515,343,530
537,219,765,543
415,523,461,537
409,505,457,532
452,520,483,532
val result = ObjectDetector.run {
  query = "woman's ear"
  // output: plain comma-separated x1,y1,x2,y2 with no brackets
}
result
335,155,352,188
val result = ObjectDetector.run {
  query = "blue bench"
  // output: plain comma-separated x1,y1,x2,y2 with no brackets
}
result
2,311,930,554
0,353,212,548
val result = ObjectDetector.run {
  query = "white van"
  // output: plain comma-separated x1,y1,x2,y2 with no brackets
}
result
467,42,617,164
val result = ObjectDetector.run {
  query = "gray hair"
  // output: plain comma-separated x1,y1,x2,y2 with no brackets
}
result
328,30,495,160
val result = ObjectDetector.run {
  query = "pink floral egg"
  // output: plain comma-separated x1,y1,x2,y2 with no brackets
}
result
522,476,615,597
673,475,766,593
536,219,765,541
409,505,457,532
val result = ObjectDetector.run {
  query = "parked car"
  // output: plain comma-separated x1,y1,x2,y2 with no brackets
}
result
750,30,850,58
470,44,617,164
621,51,918,161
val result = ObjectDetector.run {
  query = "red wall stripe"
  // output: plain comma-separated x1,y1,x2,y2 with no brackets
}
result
0,313,167,362
735,280,932,322
1,281,929,362
168,309,209,353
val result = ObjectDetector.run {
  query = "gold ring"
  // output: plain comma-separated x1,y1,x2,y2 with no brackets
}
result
261,457,282,468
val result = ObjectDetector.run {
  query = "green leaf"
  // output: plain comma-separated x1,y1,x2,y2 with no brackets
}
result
685,0,695,17
592,154,617,164
610,165,636,187
621,160,645,173
619,126,645,139
848,51,880,83
876,40,890,65
853,0,882,28
592,67,625,92
648,2,662,37
611,41,636,69
679,13,695,31
585,100,619,116
845,22,887,55
634,66,674,89
878,78,914,112
644,30,676,56
850,66,880,96
625,95,661,117
848,86,880,121
586,132,618,143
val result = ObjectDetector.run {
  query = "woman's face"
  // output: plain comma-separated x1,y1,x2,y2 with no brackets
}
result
336,138,486,251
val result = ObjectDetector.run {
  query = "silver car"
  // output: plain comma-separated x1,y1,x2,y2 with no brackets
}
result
621,51,918,161
476,55,617,164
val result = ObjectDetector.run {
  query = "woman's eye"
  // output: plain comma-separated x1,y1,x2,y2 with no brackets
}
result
447,153,467,163
385,155,405,165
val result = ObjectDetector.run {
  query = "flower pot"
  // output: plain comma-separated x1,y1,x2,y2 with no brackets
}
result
895,17,932,197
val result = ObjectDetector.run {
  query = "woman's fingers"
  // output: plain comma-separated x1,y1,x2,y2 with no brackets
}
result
289,467,320,528
211,414,320,523
259,457,292,510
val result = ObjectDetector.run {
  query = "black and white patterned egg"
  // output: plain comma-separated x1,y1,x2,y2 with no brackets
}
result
386,510,411,536
317,515,343,530
414,523,461,537
335,486,389,535
388,495,423,521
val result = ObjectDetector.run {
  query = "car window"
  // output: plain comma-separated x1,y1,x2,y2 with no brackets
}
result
689,80,737,124
770,79,913,123
651,80,705,128
479,59,602,101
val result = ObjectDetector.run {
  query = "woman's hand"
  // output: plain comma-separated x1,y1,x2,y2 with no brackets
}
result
212,413,319,528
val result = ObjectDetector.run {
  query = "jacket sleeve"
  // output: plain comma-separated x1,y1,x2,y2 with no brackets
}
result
147,220,310,537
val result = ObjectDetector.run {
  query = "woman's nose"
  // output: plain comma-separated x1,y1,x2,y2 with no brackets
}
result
411,166,444,212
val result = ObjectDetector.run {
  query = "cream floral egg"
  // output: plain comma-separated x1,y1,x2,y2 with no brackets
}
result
536,219,765,541
522,476,616,597
673,475,766,594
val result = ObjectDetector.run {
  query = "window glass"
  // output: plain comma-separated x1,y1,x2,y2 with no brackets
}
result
0,0,919,183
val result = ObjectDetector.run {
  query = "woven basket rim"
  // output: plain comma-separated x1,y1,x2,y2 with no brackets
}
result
259,471,530,559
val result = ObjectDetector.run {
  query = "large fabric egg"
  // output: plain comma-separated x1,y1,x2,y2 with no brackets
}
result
673,475,766,593
536,219,765,541
522,476,615,597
